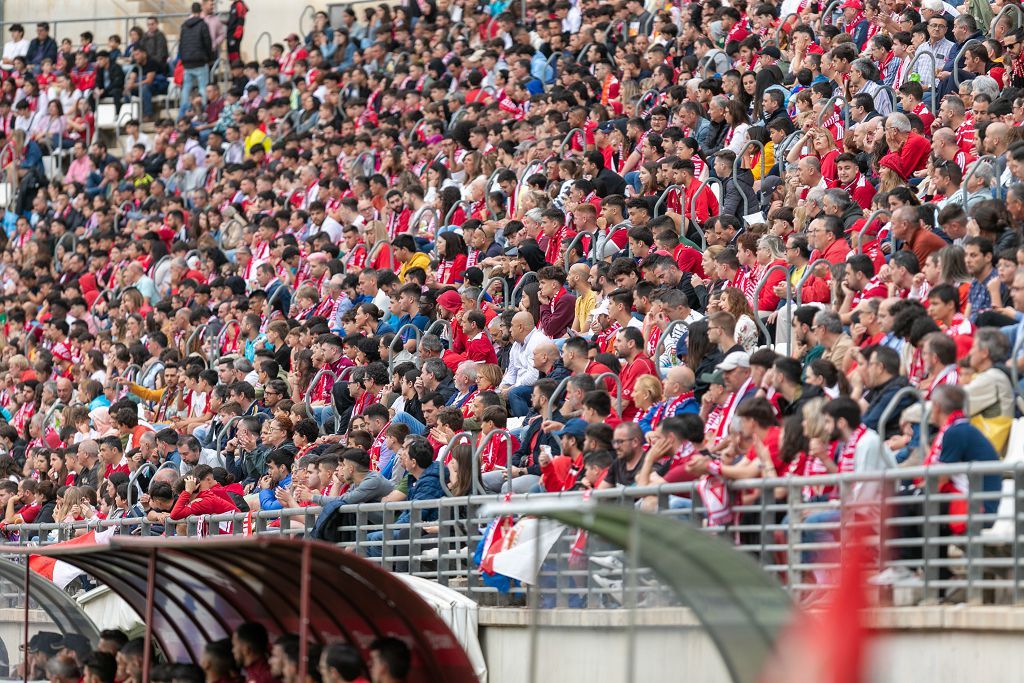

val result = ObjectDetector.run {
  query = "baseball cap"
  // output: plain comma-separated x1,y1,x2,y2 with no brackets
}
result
25,632,62,656
699,370,725,386
57,633,92,661
841,0,863,8
556,418,588,438
716,351,751,372
437,289,462,313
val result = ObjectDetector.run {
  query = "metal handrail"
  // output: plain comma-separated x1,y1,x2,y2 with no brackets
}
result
368,239,398,273
904,51,938,111
126,461,155,507
595,372,623,416
266,283,292,315
1012,323,1024,414
474,427,515,494
961,154,998,197
795,258,837,306
653,184,681,217
185,323,207,357
544,51,561,86
558,128,584,156
819,0,842,26
563,231,589,271
52,233,76,273
349,150,375,178
857,209,891,253
877,386,929,450
698,50,727,77
479,276,510,309
439,431,474,497
686,177,721,250
519,159,544,185
212,319,240,365
752,264,792,351
41,401,65,432
303,368,341,434
545,375,574,420
950,39,983,88
995,4,1024,32
425,319,452,340
510,271,538,308
215,415,245,469
735,139,766,220
299,5,316,36
817,93,847,127
411,206,439,236
775,13,796,47
342,242,369,270
485,166,509,195
253,31,273,63
654,320,690,378
444,199,473,225
875,84,898,114
388,324,422,376
637,88,661,118
775,130,802,177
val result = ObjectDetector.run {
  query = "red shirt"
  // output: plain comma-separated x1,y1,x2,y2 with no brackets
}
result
464,333,498,365
170,488,240,520
619,353,658,421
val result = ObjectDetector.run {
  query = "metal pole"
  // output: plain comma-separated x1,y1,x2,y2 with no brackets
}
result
22,556,28,683
141,548,156,681
298,542,311,679
752,264,792,351
653,184,681,217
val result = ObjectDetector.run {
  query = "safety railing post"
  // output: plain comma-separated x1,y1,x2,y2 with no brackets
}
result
752,264,792,351
558,128,584,156
211,319,240,366
368,239,398,273
388,324,423,377
960,154,998,198
795,258,838,307
510,271,538,308
687,177,722,250
444,199,474,225
474,428,515,494
562,231,589,272
995,4,1024,33
303,369,340,434
904,51,938,112
654,320,690,378
478,277,510,309
857,209,891,253
215,415,245,467
545,376,574,420
653,184,681,217
595,372,623,416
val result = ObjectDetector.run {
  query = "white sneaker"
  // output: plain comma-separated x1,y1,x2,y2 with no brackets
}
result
589,555,625,572
869,566,916,586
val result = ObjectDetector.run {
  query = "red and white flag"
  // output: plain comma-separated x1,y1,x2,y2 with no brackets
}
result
29,527,116,589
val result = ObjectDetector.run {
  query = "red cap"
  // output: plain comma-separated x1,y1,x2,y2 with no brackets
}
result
841,0,863,9
437,290,462,313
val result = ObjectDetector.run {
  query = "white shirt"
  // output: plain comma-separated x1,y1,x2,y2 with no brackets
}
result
2,39,28,64
318,216,344,243
501,328,551,388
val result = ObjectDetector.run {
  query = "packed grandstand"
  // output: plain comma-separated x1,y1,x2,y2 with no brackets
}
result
0,0,1023,677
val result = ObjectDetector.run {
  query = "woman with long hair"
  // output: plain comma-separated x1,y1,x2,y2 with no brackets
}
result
723,99,751,155
434,231,468,286
686,319,724,400
717,287,759,352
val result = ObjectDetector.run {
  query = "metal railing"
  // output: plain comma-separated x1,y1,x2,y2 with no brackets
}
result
686,177,722,250
0,13,190,50
10,461,1024,606
654,320,690,378
795,258,838,306
479,277,510,309
858,209,891,253
905,51,938,111
652,184,681,217
303,369,341,434
752,265,792,351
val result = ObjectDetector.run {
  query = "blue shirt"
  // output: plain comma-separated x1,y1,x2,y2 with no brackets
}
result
968,267,998,323
397,462,443,524
258,473,293,511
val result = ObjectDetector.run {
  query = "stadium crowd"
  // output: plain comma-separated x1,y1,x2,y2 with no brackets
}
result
0,0,1018,608
18,623,408,682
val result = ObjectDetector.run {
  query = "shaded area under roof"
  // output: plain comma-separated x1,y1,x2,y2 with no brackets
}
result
2,536,477,682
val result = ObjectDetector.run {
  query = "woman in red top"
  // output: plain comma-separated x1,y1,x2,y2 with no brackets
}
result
434,231,468,286
170,465,240,534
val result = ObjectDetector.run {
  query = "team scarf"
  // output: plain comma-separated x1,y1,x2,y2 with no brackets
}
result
925,364,959,398
646,325,661,358
698,459,733,527
548,287,569,316
650,392,696,430
714,377,754,443
595,321,622,353
835,424,868,475
368,419,392,471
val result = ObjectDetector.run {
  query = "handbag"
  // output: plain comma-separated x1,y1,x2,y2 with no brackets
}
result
970,380,1014,456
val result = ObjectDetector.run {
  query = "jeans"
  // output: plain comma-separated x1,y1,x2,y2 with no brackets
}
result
507,384,533,418
137,74,168,117
801,508,841,564
179,65,209,118
311,405,335,431
390,411,426,436
624,170,641,192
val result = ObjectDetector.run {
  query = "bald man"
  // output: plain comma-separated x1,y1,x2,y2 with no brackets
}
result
567,263,597,333
644,366,699,432
532,343,569,382
500,312,552,416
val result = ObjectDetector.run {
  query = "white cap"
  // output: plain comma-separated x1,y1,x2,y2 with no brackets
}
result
716,351,751,371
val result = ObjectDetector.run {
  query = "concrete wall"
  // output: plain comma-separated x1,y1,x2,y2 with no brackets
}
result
479,606,1024,683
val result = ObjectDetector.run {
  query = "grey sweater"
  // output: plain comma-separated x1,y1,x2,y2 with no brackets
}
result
312,472,394,506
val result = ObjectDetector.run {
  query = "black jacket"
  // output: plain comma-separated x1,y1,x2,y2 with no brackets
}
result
96,63,125,94
178,16,214,68
596,167,627,197
722,169,757,219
